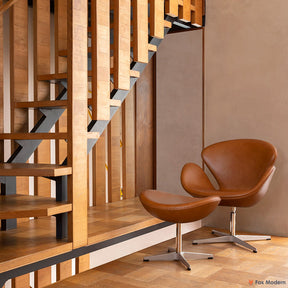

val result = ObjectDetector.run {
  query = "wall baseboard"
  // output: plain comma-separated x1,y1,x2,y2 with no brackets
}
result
89,220,202,268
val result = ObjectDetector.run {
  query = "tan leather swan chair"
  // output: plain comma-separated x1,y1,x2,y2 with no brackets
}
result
140,190,220,270
181,139,277,253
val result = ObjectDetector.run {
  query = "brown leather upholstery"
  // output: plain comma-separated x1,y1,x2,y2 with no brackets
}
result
181,139,277,207
140,190,220,223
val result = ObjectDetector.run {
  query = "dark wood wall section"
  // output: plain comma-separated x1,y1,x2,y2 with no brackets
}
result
135,56,156,196
122,86,136,200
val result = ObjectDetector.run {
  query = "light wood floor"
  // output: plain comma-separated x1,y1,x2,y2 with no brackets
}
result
46,227,288,288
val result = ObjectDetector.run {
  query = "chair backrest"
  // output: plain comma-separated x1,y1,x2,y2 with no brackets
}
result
202,139,277,190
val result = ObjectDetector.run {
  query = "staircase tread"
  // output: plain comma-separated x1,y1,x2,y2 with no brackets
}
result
58,43,157,57
0,163,72,177
87,132,100,139
14,100,68,108
15,99,120,108
0,132,68,140
38,70,138,81
0,194,72,219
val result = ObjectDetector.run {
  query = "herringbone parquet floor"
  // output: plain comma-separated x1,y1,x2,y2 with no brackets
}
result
47,227,288,288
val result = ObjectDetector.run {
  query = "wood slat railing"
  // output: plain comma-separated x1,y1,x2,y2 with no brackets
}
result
132,0,148,63
149,0,165,39
91,0,110,121
113,0,131,90
0,0,204,286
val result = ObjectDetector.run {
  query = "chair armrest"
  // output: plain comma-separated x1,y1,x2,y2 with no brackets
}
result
181,163,214,196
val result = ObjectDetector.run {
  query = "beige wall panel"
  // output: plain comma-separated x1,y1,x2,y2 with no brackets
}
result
156,30,203,196
204,0,288,236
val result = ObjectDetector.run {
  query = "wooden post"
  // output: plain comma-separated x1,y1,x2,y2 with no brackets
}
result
55,0,72,279
122,87,136,199
55,0,68,167
165,0,178,17
56,260,71,282
33,1,52,285
92,131,106,206
149,0,164,39
108,109,121,203
113,0,131,90
10,0,29,201
179,0,191,22
132,0,148,63
9,1,30,287
192,0,203,26
67,0,88,249
91,0,110,120
33,0,51,198
76,255,90,274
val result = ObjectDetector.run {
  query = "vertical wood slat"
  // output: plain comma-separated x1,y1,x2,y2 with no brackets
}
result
11,276,30,288
10,0,29,233
179,0,191,22
56,260,71,282
132,0,148,63
55,0,68,166
108,108,121,202
76,254,90,274
92,130,106,206
35,268,51,288
55,0,71,280
113,0,131,90
10,0,29,209
91,0,110,120
165,0,178,17
192,0,203,26
149,0,164,39
9,2,30,287
67,0,88,249
34,2,52,285
33,0,51,199
122,87,136,199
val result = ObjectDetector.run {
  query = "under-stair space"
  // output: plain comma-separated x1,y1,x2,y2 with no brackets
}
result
0,0,205,287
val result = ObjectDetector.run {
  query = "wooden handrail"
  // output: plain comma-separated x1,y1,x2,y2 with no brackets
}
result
0,0,20,15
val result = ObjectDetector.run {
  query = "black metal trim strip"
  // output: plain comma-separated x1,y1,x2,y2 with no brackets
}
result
0,221,173,286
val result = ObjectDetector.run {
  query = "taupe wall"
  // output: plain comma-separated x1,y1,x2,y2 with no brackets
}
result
204,0,288,236
156,30,203,195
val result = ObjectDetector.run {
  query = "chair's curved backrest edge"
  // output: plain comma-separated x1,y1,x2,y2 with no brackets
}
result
201,139,277,191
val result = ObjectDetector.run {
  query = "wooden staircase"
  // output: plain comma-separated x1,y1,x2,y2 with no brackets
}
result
0,0,204,286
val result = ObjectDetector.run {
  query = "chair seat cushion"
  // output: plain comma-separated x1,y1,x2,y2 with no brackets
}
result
140,190,220,223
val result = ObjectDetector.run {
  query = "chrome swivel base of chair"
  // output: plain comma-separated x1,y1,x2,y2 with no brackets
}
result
143,223,213,270
192,208,271,253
